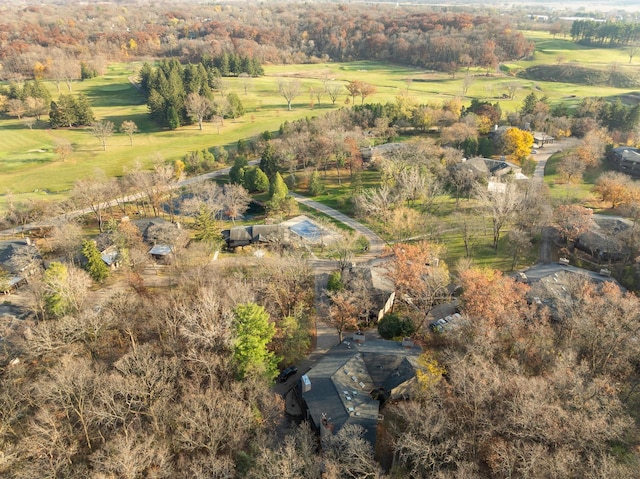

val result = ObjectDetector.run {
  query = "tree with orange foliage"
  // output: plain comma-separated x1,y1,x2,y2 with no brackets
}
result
388,242,451,331
326,289,359,342
459,267,529,329
593,171,633,208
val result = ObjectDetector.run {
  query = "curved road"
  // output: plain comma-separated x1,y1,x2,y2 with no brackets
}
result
289,192,385,261
531,137,579,264
532,137,579,179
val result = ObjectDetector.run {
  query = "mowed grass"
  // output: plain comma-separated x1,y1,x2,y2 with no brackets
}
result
2,34,639,210
521,30,632,66
543,151,600,207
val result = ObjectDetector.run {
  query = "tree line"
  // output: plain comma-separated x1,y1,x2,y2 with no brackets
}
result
0,2,533,83
571,19,640,47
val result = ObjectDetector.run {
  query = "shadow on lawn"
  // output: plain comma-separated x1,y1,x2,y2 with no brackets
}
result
83,83,146,108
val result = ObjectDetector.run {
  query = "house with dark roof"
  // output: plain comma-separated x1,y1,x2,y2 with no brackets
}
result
0,239,41,294
610,147,640,177
360,142,406,165
221,224,285,249
301,334,421,448
453,157,526,182
574,216,632,263
132,217,187,263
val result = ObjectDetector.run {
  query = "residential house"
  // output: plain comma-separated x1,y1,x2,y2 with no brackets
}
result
301,334,422,449
574,216,632,263
221,224,285,249
133,217,186,263
609,147,640,177
360,142,406,165
0,239,41,294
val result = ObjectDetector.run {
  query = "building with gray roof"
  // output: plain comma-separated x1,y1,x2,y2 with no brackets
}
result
301,333,421,448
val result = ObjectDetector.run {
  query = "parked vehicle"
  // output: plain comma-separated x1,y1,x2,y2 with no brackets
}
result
278,365,298,382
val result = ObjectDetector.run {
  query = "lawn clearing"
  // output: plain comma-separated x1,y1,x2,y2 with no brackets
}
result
2,37,638,211
543,151,601,207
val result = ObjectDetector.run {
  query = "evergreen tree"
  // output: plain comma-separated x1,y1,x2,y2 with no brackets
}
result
23,79,51,104
193,204,222,249
49,94,93,128
259,142,278,180
48,100,65,128
267,172,289,214
269,171,288,203
226,92,244,118
230,156,248,184
76,94,95,125
232,303,279,380
80,61,97,80
167,105,180,130
139,62,153,96
243,166,269,192
217,53,231,76
308,170,325,196
521,92,538,115
478,137,494,157
44,262,68,318
82,240,109,283
147,89,166,122
253,168,270,192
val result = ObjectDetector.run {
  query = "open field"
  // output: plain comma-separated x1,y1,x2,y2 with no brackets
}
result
1,33,636,213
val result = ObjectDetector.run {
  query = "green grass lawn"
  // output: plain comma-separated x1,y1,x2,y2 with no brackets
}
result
543,151,601,207
0,57,633,206
522,31,632,66
2,33,638,212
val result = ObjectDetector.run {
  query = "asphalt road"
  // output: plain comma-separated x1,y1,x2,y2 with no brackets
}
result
532,137,579,179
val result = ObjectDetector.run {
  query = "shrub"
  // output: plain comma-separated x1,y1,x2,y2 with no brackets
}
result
378,313,416,339
327,271,343,292
308,170,324,196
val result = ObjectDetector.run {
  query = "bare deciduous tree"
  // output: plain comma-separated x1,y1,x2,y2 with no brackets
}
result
325,82,343,105
72,170,112,232
474,180,525,251
326,289,359,342
120,120,138,146
91,120,115,151
277,78,301,111
185,92,213,131
222,184,251,224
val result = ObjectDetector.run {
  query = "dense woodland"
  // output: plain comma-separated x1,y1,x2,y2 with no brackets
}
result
2,1,640,478
0,2,534,81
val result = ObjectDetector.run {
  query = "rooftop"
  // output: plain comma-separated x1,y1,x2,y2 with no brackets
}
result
302,333,421,447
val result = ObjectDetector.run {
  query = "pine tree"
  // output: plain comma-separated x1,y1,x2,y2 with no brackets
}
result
269,172,288,203
259,142,278,180
82,240,109,283
267,172,289,214
308,170,324,196
232,303,279,379
230,156,248,184
194,205,222,249
167,106,180,130
75,93,95,126
44,262,68,317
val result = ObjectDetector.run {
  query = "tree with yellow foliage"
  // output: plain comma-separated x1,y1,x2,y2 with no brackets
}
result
415,352,446,394
502,127,533,164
